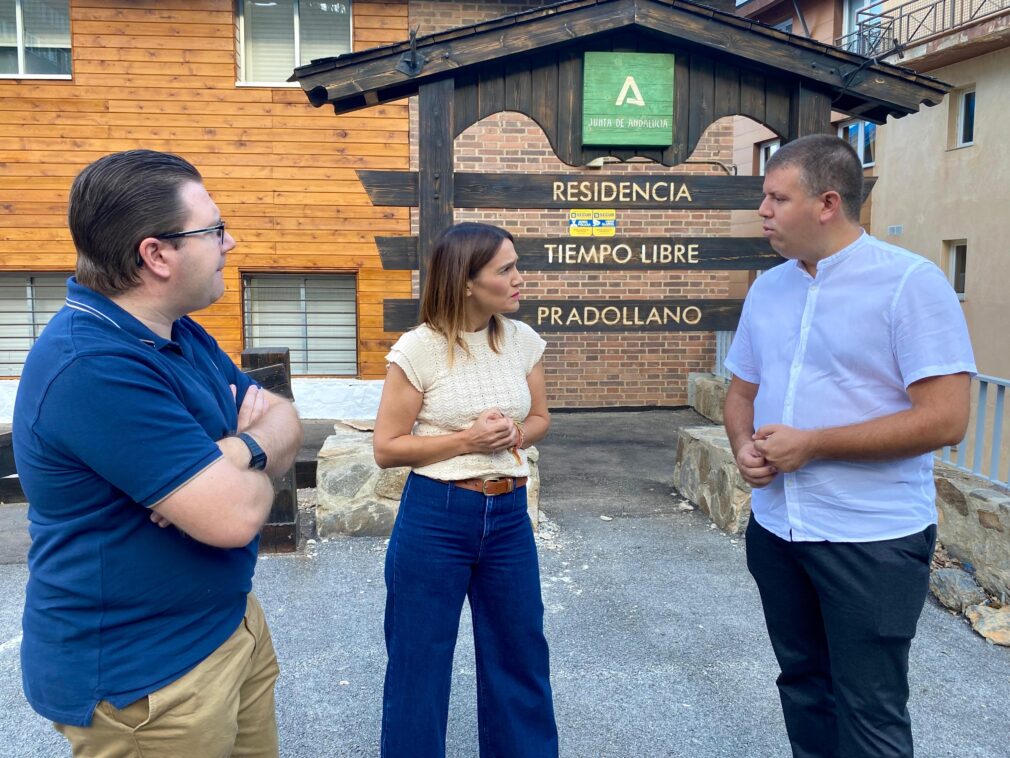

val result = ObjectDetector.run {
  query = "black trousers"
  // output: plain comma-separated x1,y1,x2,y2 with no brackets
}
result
746,517,936,758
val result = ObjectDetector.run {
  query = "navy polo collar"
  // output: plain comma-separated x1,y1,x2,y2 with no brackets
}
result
64,277,177,351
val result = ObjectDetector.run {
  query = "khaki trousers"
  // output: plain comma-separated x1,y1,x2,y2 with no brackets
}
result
55,594,280,758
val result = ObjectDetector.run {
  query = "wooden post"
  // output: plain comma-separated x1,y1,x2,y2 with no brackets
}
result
417,77,455,301
0,431,15,478
786,82,834,143
241,347,299,554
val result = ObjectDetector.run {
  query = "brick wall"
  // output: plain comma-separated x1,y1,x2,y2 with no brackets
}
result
407,2,736,408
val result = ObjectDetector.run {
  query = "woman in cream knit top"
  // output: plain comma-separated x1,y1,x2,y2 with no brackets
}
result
373,222,558,758
385,318,545,481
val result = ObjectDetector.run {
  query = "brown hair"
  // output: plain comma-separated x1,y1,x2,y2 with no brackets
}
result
418,222,514,362
765,134,864,223
69,150,201,296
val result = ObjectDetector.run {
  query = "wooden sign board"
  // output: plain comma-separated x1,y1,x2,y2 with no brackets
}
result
375,235,782,271
583,52,675,147
384,298,744,333
358,171,766,209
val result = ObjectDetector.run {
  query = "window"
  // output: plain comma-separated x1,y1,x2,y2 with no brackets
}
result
771,19,793,33
956,89,975,147
844,0,883,54
945,240,967,300
839,120,875,167
844,0,876,34
0,0,70,77
758,139,780,175
0,273,67,376
237,0,352,85
243,274,357,375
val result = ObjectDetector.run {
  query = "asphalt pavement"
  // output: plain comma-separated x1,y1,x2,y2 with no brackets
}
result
1,410,1009,757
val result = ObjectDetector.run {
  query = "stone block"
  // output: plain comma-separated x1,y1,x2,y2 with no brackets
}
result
930,567,987,612
934,463,1010,599
672,425,750,534
965,604,1010,646
316,429,403,537
316,423,541,537
687,373,730,424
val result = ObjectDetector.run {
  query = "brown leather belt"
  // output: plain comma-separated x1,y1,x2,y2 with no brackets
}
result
450,476,528,496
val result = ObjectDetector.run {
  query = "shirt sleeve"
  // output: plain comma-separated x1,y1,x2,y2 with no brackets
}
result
513,319,547,374
35,355,224,508
892,261,977,387
723,292,759,384
385,329,431,392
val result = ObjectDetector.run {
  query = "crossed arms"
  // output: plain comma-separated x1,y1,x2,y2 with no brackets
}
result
152,385,303,548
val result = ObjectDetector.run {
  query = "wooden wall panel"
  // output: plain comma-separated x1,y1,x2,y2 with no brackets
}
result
0,0,410,379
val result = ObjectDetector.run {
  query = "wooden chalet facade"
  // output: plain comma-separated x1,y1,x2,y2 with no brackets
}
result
0,0,411,384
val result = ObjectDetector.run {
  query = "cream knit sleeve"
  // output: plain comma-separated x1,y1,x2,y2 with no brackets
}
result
385,327,442,392
512,319,547,374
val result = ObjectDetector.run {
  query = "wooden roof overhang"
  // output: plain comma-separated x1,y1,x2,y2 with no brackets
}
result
291,0,949,167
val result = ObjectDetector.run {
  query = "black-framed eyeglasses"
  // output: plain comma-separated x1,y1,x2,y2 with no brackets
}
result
155,221,227,246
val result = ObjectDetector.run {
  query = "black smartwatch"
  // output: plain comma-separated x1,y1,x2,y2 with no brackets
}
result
237,432,268,471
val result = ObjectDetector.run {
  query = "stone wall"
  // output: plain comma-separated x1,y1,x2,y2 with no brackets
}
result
687,372,730,424
316,422,541,537
673,425,751,534
934,462,1010,599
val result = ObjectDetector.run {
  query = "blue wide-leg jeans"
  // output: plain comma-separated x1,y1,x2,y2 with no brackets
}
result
381,472,559,758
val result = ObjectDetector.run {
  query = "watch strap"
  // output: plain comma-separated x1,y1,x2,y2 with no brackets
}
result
237,432,268,471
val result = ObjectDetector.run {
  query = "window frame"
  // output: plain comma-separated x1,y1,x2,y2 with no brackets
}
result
955,88,975,148
0,0,72,80
757,138,780,176
945,239,967,301
241,272,359,377
0,271,70,376
837,119,876,168
235,0,353,88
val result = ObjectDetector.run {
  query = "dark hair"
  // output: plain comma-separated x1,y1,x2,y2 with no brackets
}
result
419,222,515,361
68,150,202,295
765,134,864,223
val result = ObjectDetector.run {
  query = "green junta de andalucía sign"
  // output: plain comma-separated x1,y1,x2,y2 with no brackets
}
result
582,52,675,147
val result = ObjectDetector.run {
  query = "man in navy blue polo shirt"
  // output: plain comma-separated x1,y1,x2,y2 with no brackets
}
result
13,150,302,757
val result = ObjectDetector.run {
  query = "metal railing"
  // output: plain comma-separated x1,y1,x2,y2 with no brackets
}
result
714,330,734,380
940,374,1010,489
836,0,1010,56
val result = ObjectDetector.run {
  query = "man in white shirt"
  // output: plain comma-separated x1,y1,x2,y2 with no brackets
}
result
725,134,975,757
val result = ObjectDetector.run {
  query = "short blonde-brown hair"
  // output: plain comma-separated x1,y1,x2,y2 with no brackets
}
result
418,222,514,363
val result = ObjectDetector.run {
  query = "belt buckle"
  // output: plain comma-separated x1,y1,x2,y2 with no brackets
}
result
481,477,511,496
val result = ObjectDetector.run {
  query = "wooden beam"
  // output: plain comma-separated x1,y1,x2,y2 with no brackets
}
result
417,78,455,298
241,348,298,554
0,431,14,478
295,0,947,120
634,3,937,115
358,171,767,209
376,235,783,270
787,82,834,142
299,2,637,108
385,298,745,332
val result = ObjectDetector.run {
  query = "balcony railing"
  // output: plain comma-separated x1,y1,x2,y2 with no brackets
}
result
940,374,1010,490
836,0,1010,57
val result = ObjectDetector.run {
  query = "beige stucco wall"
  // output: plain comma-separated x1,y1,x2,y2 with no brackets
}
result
872,45,1010,380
